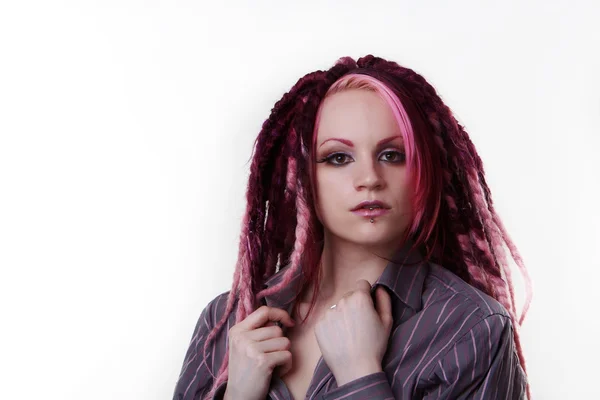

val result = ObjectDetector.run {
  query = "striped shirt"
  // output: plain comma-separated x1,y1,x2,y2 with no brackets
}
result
174,241,527,399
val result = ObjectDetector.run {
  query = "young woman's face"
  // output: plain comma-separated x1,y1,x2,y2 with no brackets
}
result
313,89,414,247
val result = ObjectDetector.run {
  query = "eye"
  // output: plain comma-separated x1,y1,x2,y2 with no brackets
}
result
379,150,406,163
318,152,353,166
328,153,352,166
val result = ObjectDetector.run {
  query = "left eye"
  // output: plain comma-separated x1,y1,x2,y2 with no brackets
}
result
380,150,406,163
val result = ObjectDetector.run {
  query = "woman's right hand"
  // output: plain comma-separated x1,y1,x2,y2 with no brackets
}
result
223,306,296,400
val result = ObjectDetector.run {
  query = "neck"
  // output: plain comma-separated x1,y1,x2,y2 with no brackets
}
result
305,232,404,306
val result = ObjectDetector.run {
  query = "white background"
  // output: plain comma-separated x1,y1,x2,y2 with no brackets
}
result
1,1,598,399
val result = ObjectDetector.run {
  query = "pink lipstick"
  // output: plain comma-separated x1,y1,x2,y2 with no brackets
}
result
350,200,391,217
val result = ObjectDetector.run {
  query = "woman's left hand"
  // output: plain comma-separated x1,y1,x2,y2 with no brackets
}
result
314,280,393,386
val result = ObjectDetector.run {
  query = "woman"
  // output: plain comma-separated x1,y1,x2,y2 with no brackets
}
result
173,55,533,400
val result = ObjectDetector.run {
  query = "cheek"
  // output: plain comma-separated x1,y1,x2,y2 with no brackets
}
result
383,170,412,203
316,171,350,197
393,183,414,211
316,170,336,194
315,171,349,216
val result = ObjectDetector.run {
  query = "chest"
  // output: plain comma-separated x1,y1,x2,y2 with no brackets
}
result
279,324,324,400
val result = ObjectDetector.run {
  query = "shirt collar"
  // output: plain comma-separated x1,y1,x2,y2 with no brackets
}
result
374,238,428,311
262,238,428,312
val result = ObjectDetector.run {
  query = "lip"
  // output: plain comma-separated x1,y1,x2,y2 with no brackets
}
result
351,208,391,217
350,200,391,217
351,200,391,211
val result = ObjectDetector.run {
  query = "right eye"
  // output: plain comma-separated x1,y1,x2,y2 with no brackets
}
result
324,153,353,166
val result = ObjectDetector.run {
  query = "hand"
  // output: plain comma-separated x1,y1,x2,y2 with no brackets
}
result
314,280,393,386
224,306,295,400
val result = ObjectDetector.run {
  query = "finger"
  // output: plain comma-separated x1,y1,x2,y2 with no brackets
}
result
355,279,374,305
275,353,294,377
246,325,285,341
265,350,292,372
255,336,291,353
241,306,295,331
265,320,284,330
355,279,372,295
375,286,393,330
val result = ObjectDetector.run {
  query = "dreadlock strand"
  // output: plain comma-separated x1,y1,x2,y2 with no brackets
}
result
436,120,496,295
476,168,532,324
256,125,308,300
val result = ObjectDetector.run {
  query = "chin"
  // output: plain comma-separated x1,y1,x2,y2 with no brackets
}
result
324,216,406,244
347,226,396,245
356,221,407,242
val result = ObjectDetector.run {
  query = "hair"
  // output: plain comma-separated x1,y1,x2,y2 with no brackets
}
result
198,55,533,399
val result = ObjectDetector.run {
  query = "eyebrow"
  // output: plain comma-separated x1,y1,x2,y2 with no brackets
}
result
318,135,403,149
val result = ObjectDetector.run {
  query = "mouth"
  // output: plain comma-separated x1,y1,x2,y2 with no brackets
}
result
350,200,391,217
351,207,391,217
351,200,391,211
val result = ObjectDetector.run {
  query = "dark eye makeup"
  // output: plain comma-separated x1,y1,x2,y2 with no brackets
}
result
315,149,406,166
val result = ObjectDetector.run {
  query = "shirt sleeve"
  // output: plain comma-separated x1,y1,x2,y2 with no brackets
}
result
173,295,229,400
321,371,395,400
423,314,527,400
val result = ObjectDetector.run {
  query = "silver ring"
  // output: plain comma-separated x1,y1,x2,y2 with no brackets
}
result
330,304,337,309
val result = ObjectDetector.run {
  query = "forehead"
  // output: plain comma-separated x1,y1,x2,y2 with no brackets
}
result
315,89,399,142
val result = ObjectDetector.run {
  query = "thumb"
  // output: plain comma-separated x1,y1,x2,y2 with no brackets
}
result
375,286,393,333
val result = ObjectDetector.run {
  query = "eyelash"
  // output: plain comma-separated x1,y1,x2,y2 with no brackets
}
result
316,150,406,166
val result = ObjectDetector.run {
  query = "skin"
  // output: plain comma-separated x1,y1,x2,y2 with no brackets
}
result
309,88,414,384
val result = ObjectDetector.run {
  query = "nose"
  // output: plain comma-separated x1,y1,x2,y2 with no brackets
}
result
354,159,385,191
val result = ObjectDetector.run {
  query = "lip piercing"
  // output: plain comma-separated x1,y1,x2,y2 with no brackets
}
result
369,207,375,223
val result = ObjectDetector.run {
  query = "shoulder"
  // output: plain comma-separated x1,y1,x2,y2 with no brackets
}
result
423,261,512,321
185,290,236,349
404,261,515,367
174,291,235,400
419,265,526,396
197,290,235,330
191,291,236,374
